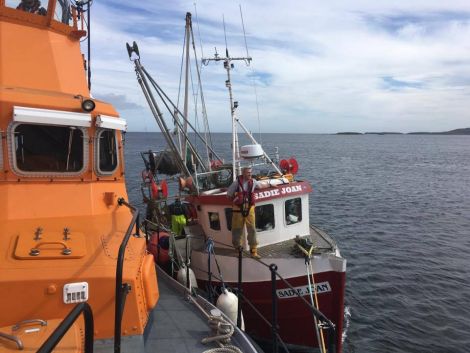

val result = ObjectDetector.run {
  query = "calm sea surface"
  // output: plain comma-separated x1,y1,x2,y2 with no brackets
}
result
124,132,470,353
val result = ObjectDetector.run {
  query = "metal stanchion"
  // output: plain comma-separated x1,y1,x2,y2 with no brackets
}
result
237,247,243,329
270,264,279,353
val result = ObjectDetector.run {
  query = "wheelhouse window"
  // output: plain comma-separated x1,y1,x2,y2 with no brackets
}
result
285,198,302,225
208,212,221,230
256,204,275,232
14,124,84,172
53,0,72,25
7,0,49,16
96,129,118,174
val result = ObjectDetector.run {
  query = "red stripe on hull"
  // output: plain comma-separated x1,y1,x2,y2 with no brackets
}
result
199,270,345,353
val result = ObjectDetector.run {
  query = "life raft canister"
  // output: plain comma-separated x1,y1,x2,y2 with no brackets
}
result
147,232,170,265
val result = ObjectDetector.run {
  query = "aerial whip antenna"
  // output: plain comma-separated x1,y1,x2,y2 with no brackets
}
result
223,15,229,57
239,5,251,66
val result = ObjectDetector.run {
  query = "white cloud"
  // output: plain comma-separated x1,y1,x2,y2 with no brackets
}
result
86,0,470,133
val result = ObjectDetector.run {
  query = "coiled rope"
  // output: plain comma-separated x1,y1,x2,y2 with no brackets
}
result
202,314,242,353
186,294,241,353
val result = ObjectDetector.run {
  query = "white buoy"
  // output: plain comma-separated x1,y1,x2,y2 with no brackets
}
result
216,289,245,330
176,266,198,289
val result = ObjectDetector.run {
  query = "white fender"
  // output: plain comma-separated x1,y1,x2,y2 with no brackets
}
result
176,267,198,289
216,289,245,330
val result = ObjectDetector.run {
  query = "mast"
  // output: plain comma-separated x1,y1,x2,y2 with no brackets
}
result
202,50,251,180
182,12,191,164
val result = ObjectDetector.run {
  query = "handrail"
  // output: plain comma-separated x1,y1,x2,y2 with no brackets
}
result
37,302,94,353
114,198,140,353
266,261,336,353
235,250,337,353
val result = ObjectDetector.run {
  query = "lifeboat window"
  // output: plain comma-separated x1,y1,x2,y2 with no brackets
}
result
225,208,233,231
255,204,275,232
14,124,84,172
8,0,49,16
208,212,221,231
285,198,302,225
96,129,118,174
53,0,72,25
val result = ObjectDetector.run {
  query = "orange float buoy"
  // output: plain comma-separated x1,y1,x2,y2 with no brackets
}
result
147,231,170,265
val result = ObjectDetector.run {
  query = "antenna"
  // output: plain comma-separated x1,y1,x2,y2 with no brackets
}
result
223,15,229,57
202,14,253,179
239,5,250,64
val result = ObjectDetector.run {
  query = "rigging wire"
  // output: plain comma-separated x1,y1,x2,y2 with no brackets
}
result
140,66,223,163
189,23,214,159
176,29,187,114
239,5,262,142
239,5,250,60
193,1,205,59
189,58,201,152
249,66,262,143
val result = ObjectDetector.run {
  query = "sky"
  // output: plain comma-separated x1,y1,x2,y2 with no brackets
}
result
88,1,470,133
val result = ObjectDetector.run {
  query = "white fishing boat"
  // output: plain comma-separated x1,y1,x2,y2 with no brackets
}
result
129,12,346,353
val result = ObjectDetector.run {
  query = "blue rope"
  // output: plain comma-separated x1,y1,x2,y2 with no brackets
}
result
206,238,226,291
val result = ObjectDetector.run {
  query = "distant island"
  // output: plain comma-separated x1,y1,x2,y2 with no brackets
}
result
336,128,470,135
407,128,470,135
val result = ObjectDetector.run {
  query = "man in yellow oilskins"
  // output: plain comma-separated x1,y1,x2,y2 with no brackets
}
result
227,166,265,259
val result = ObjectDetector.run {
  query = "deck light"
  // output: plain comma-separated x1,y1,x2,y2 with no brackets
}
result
81,99,96,112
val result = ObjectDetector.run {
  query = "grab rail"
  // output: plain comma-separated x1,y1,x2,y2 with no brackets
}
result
37,302,94,353
201,237,336,353
114,198,140,353
242,255,337,353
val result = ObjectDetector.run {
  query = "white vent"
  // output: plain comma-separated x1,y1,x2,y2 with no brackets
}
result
63,282,89,304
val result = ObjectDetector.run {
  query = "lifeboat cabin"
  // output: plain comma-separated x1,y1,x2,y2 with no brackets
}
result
0,1,158,352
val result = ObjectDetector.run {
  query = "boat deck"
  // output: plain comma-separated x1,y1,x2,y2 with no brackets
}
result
145,267,258,353
184,224,336,259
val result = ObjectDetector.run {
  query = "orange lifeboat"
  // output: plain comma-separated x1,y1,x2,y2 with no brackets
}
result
0,2,158,352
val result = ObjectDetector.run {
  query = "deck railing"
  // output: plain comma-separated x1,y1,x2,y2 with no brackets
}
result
202,239,336,353
37,302,94,353
114,198,140,353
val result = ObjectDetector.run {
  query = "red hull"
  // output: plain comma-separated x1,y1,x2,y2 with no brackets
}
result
199,270,345,353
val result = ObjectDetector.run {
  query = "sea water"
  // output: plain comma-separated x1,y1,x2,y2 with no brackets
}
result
124,132,470,353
